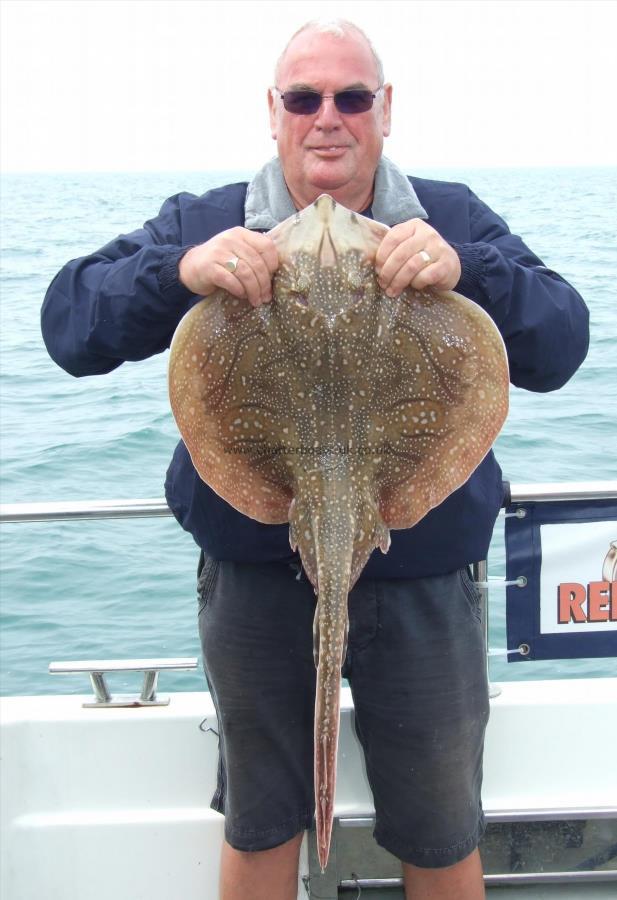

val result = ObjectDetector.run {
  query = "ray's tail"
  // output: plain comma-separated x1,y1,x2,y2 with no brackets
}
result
310,507,355,872
314,632,345,871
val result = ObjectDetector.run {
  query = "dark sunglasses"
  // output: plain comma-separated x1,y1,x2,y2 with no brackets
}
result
275,86,383,116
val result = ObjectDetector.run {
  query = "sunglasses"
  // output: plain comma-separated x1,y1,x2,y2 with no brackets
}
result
275,86,383,116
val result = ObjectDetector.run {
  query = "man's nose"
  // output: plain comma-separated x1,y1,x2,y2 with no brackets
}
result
314,96,343,128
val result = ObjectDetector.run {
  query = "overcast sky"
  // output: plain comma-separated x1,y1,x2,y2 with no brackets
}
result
1,0,616,173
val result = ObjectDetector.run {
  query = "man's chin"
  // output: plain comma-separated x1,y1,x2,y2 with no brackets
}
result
289,161,362,208
306,166,351,196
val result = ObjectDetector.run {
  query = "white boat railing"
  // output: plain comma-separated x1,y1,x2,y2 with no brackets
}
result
1,481,616,524
0,497,171,523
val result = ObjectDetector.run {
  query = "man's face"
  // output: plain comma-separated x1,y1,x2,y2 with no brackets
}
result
268,30,392,210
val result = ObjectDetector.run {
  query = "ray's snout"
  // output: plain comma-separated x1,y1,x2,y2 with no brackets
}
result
313,193,337,214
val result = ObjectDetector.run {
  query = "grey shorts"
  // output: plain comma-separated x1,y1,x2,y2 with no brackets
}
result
197,555,489,868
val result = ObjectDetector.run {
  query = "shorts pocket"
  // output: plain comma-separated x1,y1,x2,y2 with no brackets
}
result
197,555,220,615
459,567,483,623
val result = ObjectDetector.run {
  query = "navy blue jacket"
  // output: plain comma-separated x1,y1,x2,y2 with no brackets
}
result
41,177,589,578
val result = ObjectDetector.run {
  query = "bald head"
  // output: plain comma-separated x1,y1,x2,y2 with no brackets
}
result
274,19,384,88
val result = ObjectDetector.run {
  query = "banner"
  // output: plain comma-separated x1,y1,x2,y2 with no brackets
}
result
505,497,617,662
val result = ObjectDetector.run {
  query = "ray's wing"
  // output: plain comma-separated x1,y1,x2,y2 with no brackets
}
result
369,286,509,529
168,293,293,524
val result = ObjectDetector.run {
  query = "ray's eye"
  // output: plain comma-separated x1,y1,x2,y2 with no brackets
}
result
290,273,311,306
346,271,368,306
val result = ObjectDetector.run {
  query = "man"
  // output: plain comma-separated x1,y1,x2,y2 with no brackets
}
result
42,19,589,900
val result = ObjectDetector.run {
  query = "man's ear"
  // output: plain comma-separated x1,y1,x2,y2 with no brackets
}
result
382,83,393,138
268,88,278,140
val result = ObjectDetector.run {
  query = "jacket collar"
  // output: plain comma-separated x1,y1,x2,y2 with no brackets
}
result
244,156,427,230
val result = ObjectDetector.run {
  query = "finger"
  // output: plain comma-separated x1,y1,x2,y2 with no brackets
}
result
244,232,279,275
374,220,419,271
209,267,250,301
376,237,416,290
219,228,278,275
229,245,274,302
410,259,451,291
412,246,461,291
222,257,264,307
379,245,432,297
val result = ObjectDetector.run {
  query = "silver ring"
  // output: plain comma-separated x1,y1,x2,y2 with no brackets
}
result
419,249,431,264
224,256,240,274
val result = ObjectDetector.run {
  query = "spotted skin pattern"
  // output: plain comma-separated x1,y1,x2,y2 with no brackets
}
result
168,195,509,870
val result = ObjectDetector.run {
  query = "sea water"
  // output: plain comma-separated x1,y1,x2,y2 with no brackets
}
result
1,167,616,696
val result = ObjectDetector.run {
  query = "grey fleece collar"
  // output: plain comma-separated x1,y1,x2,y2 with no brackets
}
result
244,156,427,230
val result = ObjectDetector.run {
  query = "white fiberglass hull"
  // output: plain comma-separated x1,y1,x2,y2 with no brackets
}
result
2,679,616,899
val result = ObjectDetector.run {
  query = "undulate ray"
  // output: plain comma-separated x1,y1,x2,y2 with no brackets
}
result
168,195,509,871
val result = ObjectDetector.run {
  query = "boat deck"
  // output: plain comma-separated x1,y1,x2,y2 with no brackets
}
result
4,685,615,900
356,887,616,899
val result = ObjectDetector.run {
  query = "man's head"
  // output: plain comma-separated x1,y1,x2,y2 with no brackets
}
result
268,20,392,212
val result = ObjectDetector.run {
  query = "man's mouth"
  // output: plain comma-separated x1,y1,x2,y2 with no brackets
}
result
309,146,348,157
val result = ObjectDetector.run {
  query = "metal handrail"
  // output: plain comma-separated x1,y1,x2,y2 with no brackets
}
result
509,481,617,503
1,481,616,524
48,658,199,707
0,498,171,523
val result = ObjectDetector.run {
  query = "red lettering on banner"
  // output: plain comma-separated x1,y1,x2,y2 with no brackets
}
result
588,582,610,622
558,583,586,623
558,581,617,623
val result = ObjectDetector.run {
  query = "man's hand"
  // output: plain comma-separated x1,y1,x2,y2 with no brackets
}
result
374,219,462,296
179,227,278,307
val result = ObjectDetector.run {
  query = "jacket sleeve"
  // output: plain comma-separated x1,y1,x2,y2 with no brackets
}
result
451,189,589,393
41,194,197,377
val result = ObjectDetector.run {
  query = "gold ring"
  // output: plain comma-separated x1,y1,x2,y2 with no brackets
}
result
419,249,431,264
224,256,240,273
